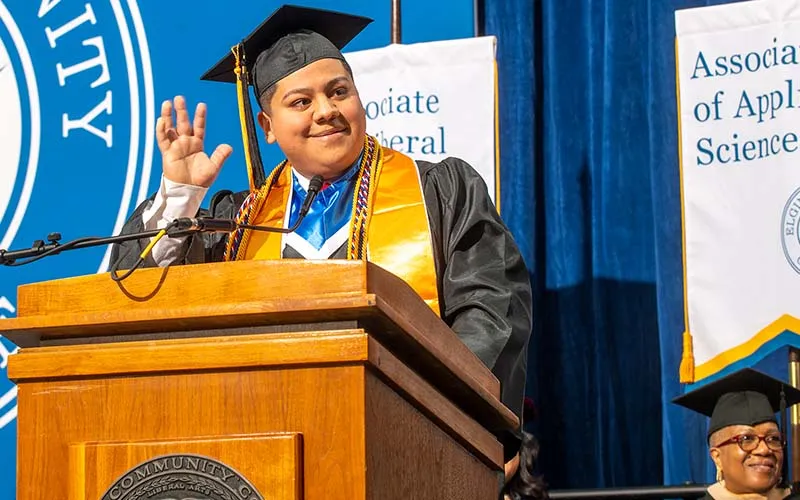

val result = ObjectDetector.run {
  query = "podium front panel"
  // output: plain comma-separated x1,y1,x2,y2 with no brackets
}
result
69,434,302,500
16,365,367,499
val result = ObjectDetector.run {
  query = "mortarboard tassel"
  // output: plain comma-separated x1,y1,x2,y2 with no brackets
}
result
232,43,267,192
781,389,790,486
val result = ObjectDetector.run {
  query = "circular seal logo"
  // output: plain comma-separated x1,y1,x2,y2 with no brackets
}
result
0,0,153,271
781,187,800,274
100,454,265,500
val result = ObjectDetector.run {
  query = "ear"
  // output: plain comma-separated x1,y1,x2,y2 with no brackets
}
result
710,447,722,470
257,111,277,144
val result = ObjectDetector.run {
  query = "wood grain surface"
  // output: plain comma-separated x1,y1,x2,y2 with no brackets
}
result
4,260,517,433
17,364,367,499
70,433,302,500
16,259,368,316
9,259,517,499
365,372,501,500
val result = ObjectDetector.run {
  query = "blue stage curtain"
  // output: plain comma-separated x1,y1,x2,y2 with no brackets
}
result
482,0,747,489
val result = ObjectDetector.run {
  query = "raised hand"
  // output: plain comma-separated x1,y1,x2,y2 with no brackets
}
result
156,95,232,188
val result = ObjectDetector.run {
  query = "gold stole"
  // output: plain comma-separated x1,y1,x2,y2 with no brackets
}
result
224,136,440,315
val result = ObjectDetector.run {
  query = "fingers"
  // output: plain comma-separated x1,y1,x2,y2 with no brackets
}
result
155,100,172,153
160,99,173,130
156,118,180,148
166,96,206,139
155,117,168,153
209,144,233,170
156,97,209,153
193,102,207,142
175,95,192,136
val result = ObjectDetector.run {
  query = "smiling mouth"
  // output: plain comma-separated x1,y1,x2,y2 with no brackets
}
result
312,129,346,138
747,463,776,473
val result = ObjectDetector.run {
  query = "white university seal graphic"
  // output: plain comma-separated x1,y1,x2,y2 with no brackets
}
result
782,187,800,274
0,0,154,271
100,454,265,500
0,0,154,452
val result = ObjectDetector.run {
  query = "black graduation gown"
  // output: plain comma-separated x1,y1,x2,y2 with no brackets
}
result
111,157,533,459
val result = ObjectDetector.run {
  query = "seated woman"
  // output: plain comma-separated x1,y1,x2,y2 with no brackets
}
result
674,368,800,500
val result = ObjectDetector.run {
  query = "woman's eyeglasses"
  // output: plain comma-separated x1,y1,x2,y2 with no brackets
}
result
715,433,784,452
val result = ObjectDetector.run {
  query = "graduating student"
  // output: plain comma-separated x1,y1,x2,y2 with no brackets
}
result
674,368,800,500
112,5,532,460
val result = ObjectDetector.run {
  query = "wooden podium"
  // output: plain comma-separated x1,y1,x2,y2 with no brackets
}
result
2,260,517,500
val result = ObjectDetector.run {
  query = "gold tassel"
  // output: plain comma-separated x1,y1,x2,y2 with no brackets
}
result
679,330,695,383
231,43,266,192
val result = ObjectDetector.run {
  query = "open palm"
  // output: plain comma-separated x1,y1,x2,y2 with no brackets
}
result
156,95,232,188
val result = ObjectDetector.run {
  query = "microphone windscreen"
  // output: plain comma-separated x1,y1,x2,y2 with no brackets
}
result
309,175,324,192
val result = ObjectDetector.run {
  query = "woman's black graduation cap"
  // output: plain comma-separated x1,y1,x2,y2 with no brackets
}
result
199,5,372,191
673,368,800,440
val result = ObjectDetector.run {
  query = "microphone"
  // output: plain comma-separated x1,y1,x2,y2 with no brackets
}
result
299,175,325,217
170,217,237,233
170,174,326,235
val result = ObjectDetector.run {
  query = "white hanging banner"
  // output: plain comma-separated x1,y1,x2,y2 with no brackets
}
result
345,36,499,205
675,0,800,383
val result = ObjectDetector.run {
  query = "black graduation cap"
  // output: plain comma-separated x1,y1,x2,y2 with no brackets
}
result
199,5,372,191
202,5,371,97
673,368,800,440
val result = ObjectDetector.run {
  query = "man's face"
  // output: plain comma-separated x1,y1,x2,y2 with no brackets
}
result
710,422,783,494
258,58,367,179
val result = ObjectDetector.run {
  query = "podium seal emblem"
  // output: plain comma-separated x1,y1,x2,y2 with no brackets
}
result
100,454,264,500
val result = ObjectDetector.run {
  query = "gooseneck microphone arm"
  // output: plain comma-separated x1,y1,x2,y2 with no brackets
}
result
0,175,326,268
0,231,164,266
169,174,325,235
